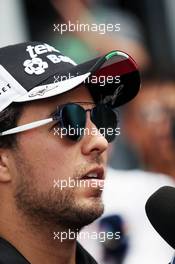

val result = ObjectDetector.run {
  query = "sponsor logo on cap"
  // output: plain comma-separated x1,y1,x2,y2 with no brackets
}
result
23,58,48,75
28,84,59,97
23,43,77,75
103,84,124,105
0,82,12,96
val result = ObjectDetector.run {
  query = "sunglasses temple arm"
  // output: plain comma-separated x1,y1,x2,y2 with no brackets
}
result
0,118,53,136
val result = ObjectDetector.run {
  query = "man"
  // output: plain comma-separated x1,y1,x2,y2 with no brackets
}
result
0,41,140,264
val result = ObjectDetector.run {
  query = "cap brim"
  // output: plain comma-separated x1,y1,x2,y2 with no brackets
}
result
14,50,141,108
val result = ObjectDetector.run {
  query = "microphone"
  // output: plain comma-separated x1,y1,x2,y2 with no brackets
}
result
145,186,175,249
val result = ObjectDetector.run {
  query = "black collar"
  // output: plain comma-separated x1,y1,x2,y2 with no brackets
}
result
0,237,97,264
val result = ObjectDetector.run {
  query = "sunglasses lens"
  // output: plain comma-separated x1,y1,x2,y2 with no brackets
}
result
61,104,86,140
91,104,118,142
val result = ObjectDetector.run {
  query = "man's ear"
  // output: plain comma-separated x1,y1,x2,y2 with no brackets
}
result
0,149,12,182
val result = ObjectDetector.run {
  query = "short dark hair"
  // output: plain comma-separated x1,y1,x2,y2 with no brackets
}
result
0,103,24,148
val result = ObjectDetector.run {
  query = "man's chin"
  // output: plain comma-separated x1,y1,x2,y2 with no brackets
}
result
74,197,104,227
55,200,104,231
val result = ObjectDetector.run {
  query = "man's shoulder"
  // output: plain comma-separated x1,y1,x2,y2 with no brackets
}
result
0,238,98,264
0,237,30,264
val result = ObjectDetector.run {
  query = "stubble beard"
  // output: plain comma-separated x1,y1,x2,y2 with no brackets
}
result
13,155,104,232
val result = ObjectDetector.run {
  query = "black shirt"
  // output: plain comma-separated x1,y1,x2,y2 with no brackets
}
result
0,237,98,264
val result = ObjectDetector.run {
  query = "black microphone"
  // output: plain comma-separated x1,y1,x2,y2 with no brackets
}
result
145,186,175,249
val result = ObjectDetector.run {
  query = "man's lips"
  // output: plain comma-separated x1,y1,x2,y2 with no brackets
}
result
80,167,105,181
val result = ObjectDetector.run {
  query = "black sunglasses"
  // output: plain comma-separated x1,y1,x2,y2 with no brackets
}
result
0,102,118,142
52,102,118,142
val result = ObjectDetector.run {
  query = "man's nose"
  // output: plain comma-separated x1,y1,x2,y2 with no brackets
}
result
81,114,109,156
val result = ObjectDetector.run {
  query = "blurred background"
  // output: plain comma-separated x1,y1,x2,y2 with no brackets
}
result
1,0,175,263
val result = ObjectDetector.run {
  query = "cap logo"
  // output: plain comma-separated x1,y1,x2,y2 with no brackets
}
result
23,57,48,75
0,65,27,112
0,82,11,96
103,84,124,105
23,43,77,75
28,84,59,97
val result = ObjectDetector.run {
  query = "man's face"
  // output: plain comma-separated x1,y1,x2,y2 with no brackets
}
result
9,85,108,230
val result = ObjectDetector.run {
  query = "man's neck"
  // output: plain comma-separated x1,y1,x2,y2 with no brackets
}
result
0,210,77,264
